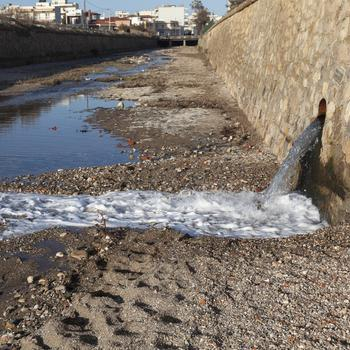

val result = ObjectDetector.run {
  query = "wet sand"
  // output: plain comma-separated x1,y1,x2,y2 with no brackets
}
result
0,47,349,349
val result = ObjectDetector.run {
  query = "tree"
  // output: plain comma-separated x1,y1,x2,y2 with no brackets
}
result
191,0,210,34
227,0,246,11
194,9,210,34
191,0,205,11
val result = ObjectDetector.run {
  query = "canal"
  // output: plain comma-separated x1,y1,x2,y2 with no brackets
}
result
0,51,168,179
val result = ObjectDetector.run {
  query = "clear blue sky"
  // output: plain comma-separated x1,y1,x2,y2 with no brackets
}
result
2,1,227,15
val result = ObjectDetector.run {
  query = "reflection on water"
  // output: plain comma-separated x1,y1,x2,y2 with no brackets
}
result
0,50,170,179
0,95,137,179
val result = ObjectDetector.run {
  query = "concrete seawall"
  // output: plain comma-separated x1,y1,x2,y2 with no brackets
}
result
0,23,157,67
199,0,350,223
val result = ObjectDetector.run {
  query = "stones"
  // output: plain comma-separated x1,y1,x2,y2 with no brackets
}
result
57,272,65,280
0,334,14,345
27,276,34,284
55,252,64,258
38,278,48,286
70,250,88,261
117,101,125,110
54,285,66,293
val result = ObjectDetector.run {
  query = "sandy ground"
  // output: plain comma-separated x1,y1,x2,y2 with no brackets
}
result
0,47,350,349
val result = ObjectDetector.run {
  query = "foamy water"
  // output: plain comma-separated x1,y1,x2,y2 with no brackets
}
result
0,191,326,240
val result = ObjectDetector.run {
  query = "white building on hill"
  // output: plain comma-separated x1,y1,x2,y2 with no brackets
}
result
0,0,82,25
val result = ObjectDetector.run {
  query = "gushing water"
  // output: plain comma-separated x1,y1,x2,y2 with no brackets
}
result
0,118,327,239
0,191,324,239
265,117,325,196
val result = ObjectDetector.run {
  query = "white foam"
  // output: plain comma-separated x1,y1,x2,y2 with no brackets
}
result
0,191,326,240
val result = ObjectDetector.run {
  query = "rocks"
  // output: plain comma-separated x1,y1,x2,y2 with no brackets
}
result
4,321,16,331
0,218,7,229
0,333,14,345
70,250,88,261
2,47,340,349
57,272,65,281
38,278,47,286
116,101,125,110
54,285,66,293
0,151,276,197
119,55,151,65
3,224,349,350
27,276,34,284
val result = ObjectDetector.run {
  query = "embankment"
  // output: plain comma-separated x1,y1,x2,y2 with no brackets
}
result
0,22,157,67
199,0,350,223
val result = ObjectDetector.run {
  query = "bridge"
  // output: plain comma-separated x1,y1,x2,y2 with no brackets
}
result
157,35,199,47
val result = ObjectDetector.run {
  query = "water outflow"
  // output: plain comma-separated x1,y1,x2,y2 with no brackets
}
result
0,191,325,240
265,116,325,197
0,118,327,240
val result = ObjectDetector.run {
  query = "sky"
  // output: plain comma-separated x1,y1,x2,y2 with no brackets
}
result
1,1,227,15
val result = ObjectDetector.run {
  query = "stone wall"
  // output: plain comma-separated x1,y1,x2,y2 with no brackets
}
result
199,0,350,223
0,23,157,67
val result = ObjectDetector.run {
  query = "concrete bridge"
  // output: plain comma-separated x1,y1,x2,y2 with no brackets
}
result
158,35,199,47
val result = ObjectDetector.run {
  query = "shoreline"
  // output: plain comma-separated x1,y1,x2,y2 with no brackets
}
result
0,47,349,349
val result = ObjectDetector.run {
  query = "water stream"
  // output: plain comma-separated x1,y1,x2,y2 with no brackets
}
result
0,52,328,240
265,116,325,196
0,116,327,240
0,51,168,179
0,190,324,240
0,95,136,179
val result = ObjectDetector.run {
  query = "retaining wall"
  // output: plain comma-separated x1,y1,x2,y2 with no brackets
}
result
199,0,350,223
0,23,157,67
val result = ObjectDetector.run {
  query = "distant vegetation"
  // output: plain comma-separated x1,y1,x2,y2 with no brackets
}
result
227,0,247,11
191,0,210,34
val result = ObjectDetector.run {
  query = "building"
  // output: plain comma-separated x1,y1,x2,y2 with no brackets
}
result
0,0,82,25
129,15,141,27
50,0,81,25
33,1,56,22
115,11,129,18
139,10,157,18
0,4,35,21
184,13,197,35
93,17,131,31
84,11,100,22
157,5,185,26
156,5,185,36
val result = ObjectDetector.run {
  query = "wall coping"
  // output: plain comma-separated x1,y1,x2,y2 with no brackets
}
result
0,19,154,39
207,0,259,33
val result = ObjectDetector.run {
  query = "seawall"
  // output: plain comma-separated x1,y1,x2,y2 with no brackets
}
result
0,22,157,67
199,0,350,223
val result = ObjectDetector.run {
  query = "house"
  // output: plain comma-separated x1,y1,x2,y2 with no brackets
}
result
156,5,185,36
94,17,131,31
0,4,35,22
115,11,129,18
84,10,100,27
50,0,81,25
157,5,185,26
0,0,82,25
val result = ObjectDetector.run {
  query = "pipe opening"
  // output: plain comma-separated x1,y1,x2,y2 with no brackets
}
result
318,98,327,116
317,98,327,124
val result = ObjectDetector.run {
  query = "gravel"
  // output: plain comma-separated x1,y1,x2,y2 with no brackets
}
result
0,47,349,349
